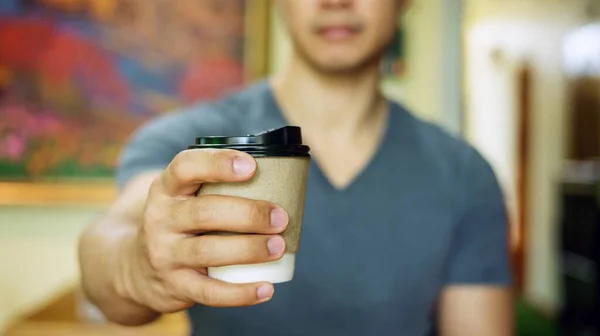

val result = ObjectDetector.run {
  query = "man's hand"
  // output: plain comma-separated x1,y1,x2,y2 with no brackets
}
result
121,149,290,312
80,148,290,325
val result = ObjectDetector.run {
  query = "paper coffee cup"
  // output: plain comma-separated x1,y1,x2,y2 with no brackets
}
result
188,126,311,284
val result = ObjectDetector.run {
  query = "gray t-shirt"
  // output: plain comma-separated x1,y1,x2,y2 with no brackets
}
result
117,81,512,336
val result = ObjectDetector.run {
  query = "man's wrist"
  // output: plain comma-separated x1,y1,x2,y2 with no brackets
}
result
113,231,146,307
110,232,162,324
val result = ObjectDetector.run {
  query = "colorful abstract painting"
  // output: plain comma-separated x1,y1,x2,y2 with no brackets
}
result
0,0,264,181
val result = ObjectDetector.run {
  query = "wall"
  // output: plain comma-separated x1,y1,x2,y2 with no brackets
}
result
0,206,105,331
463,0,590,313
381,0,445,124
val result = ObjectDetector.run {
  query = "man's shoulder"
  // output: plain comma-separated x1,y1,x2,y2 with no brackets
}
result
396,104,472,157
115,82,277,188
170,81,273,125
393,103,492,182
143,81,277,138
205,80,274,116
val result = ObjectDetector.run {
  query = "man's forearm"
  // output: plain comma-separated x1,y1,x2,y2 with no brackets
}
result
439,286,514,336
78,214,160,326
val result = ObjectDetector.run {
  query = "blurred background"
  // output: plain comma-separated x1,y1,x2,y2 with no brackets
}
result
0,0,599,335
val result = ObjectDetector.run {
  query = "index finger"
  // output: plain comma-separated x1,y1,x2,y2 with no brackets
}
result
159,149,256,196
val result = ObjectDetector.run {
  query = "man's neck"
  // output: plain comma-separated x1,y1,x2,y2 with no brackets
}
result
269,53,390,189
270,54,388,137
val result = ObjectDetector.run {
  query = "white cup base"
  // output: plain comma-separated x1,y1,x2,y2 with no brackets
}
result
208,253,296,284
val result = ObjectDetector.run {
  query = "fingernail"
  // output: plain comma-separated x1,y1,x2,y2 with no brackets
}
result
233,156,255,176
270,207,288,228
267,236,286,255
257,285,274,300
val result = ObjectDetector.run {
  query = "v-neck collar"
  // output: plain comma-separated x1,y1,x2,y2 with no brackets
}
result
261,81,402,195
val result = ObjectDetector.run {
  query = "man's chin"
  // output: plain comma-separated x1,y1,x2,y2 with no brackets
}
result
307,57,380,75
292,39,385,75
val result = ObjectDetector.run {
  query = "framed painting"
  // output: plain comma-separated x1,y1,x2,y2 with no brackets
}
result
0,0,271,205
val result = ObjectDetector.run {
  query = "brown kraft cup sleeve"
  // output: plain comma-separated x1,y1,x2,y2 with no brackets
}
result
197,157,310,253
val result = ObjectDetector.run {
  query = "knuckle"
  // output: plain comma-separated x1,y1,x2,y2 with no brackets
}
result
233,236,264,263
210,150,230,175
195,237,218,265
148,175,162,195
192,197,214,225
149,281,188,313
169,151,191,182
247,201,268,226
203,149,229,181
143,202,167,232
147,240,171,270
241,238,261,261
197,284,221,305
253,236,271,257
206,149,220,167
169,199,191,226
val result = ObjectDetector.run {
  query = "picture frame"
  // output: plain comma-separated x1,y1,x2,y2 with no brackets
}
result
0,0,272,205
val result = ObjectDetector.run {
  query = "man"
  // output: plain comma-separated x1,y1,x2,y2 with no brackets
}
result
78,0,514,335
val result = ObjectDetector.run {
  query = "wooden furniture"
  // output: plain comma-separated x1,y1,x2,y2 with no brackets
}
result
4,289,190,336
568,76,600,161
514,61,533,291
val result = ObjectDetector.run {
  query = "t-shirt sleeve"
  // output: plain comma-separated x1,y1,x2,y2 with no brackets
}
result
115,113,190,189
443,148,513,286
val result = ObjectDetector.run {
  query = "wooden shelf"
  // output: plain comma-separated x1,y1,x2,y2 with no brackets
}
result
0,182,117,206
4,289,190,336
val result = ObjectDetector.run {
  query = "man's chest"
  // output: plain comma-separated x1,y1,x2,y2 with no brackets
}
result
263,176,457,333
190,165,460,336
293,181,456,308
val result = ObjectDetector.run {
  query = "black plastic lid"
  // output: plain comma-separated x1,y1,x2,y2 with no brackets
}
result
188,126,311,158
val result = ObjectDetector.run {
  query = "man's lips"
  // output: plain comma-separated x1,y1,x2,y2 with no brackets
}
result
317,25,361,41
